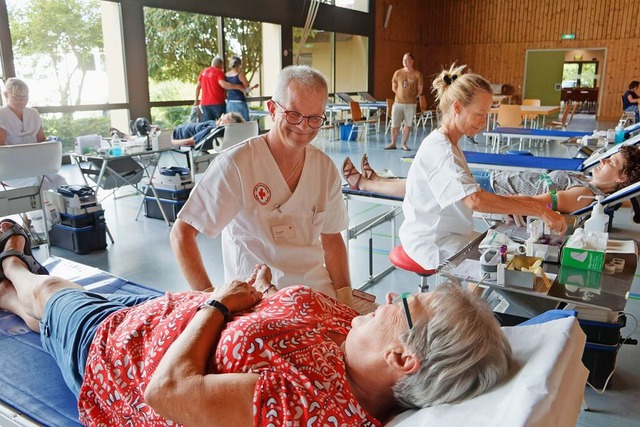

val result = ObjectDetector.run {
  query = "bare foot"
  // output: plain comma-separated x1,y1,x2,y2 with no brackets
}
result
360,154,380,181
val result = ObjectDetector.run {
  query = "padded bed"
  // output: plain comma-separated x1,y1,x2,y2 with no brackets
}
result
0,258,588,427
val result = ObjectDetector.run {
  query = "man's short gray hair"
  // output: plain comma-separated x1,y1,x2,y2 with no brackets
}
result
211,56,224,67
272,65,328,107
393,283,512,408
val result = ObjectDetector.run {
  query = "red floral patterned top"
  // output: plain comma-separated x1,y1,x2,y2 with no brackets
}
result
78,286,381,427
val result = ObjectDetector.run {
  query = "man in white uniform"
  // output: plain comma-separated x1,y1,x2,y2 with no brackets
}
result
171,66,352,303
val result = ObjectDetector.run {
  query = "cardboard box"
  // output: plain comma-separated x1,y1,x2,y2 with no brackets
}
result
561,246,605,271
497,256,543,290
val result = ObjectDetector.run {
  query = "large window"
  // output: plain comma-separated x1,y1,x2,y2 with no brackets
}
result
293,28,368,95
293,29,335,93
1,0,372,148
320,0,369,13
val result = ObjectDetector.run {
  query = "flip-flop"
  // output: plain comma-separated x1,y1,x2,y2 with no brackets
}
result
342,157,362,190
0,219,49,281
360,154,378,181
383,145,397,150
401,146,411,151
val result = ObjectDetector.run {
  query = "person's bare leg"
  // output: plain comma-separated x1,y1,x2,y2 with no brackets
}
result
358,177,407,198
0,221,83,321
0,278,40,332
171,137,196,147
400,126,412,150
386,127,400,149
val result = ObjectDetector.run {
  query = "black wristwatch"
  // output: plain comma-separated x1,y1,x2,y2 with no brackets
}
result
197,299,229,322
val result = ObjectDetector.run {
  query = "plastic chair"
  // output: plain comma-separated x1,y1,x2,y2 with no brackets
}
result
415,95,435,130
384,98,394,134
548,102,574,129
348,101,378,141
0,141,63,250
389,245,436,292
521,99,541,128
620,95,636,126
189,121,259,174
493,105,523,151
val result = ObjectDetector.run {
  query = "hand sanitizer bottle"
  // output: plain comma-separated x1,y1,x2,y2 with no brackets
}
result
614,120,625,144
583,195,609,233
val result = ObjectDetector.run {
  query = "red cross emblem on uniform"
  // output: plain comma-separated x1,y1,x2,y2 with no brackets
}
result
253,183,271,206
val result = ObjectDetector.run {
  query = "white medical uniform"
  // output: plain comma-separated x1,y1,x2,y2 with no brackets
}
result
399,130,480,270
0,106,66,189
178,136,349,297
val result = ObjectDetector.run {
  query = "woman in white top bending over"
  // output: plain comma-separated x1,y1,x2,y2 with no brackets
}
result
397,65,566,270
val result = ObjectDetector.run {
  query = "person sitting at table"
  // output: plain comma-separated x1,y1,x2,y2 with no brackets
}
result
171,112,245,147
623,80,640,123
343,145,640,214
0,77,67,190
0,219,512,426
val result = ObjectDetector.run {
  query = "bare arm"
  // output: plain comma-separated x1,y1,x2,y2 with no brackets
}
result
526,186,597,214
194,81,202,105
392,78,398,94
218,78,245,91
321,232,351,294
36,126,46,142
145,280,262,427
463,190,567,234
170,219,214,291
627,93,639,104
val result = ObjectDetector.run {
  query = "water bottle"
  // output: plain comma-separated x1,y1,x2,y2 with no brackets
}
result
110,130,122,156
614,120,625,144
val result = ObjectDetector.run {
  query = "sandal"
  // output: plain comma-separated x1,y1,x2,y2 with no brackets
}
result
342,157,362,190
360,154,379,181
0,219,49,281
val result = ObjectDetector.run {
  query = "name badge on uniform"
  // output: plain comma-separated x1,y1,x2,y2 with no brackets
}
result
272,224,296,241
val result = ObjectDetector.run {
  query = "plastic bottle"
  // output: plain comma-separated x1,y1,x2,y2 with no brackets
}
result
110,130,122,156
614,120,625,144
583,195,610,233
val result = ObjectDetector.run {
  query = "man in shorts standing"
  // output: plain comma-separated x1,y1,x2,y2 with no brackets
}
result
386,53,423,151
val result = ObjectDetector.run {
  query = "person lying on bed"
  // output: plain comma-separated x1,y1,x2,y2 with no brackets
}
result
343,144,640,214
0,219,512,427
170,112,245,147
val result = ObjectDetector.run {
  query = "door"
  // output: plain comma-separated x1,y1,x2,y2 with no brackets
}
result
524,50,565,106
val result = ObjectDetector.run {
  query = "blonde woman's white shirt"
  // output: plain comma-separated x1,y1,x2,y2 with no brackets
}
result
178,136,349,297
399,130,480,270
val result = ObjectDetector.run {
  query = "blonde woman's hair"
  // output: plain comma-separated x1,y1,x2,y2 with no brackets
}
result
432,64,492,125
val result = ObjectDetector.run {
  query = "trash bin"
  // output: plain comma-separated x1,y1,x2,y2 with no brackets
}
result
340,124,357,141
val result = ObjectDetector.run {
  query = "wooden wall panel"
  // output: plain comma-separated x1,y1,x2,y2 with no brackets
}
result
374,0,638,120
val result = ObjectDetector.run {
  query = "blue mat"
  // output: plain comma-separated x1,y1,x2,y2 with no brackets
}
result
488,127,591,138
0,257,161,427
463,151,585,171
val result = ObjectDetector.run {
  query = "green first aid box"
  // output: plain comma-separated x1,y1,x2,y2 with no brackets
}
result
560,246,605,271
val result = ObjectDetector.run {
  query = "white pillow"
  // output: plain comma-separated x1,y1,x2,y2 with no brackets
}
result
386,317,588,427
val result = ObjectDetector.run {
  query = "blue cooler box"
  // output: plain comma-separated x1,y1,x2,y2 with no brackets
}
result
340,124,357,141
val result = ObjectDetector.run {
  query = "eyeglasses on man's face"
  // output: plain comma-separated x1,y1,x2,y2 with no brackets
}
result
8,92,28,101
391,292,414,330
272,100,326,129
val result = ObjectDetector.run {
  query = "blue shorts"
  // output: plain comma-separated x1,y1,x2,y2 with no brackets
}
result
40,289,158,397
